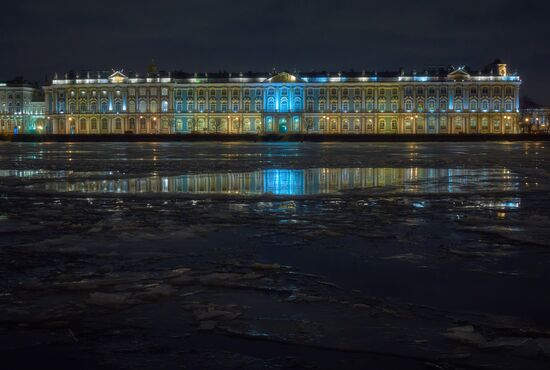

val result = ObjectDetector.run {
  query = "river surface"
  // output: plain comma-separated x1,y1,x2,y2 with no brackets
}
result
1,142,549,370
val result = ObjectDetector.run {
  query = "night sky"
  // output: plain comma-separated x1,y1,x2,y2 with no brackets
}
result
1,0,549,104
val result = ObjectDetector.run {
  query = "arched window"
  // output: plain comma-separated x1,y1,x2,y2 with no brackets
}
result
294,98,302,112
150,100,158,113
427,99,435,112
128,101,136,113
161,100,168,112
319,118,326,130
354,119,361,130
114,101,121,113
129,118,136,130
454,99,463,112
267,97,275,112
280,98,288,112
79,118,86,130
90,103,97,113
69,103,75,113
140,117,146,130
493,100,501,112
342,101,349,112
91,118,97,130
115,118,122,130
101,102,108,113
379,119,385,130
455,116,463,129
342,119,349,130
391,119,398,130
505,99,513,112
481,100,489,112
101,118,108,130
428,116,436,130
405,100,413,112
470,99,478,111
80,103,86,113
139,100,147,113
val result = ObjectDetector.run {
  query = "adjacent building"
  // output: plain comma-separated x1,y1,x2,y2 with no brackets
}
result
0,79,46,135
521,108,550,133
42,61,521,135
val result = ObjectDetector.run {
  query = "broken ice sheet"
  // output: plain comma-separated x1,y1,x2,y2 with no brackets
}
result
2,142,550,370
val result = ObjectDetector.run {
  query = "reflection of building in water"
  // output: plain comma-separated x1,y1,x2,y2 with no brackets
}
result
41,167,519,195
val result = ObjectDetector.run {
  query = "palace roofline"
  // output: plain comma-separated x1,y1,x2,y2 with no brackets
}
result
47,62,521,86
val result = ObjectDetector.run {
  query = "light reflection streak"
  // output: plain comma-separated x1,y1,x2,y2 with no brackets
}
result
31,168,520,198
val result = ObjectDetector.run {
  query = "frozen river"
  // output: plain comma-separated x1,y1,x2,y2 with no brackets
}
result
1,141,550,369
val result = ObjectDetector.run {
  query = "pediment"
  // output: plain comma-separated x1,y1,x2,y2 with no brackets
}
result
266,72,300,83
447,67,470,80
109,70,128,83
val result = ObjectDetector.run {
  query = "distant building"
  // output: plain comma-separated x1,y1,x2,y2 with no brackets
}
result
0,80,46,135
44,61,521,135
520,108,550,133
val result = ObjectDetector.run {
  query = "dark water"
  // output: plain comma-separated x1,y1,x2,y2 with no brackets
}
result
1,141,549,369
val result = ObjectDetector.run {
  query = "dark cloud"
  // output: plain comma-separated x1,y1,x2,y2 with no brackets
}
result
1,0,549,103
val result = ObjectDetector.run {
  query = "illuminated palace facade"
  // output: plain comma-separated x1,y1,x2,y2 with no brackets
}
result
0,81,46,135
44,63,521,135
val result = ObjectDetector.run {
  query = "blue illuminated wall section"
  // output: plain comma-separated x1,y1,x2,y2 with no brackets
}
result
263,169,305,195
